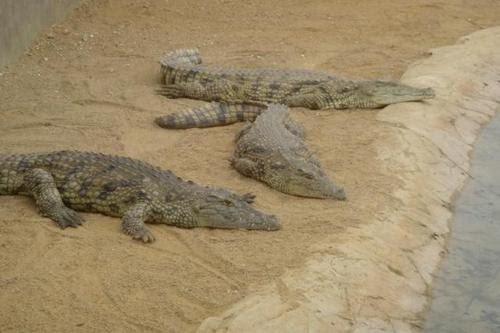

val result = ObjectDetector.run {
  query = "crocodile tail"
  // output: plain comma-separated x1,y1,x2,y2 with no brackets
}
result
155,102,267,129
160,48,202,83
160,48,201,66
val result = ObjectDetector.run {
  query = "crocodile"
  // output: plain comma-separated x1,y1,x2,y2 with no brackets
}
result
0,151,280,242
232,104,345,199
155,48,435,129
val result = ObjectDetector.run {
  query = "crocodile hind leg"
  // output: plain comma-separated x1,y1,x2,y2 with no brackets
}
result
234,121,253,141
155,102,267,129
121,202,155,243
24,168,84,228
231,157,259,178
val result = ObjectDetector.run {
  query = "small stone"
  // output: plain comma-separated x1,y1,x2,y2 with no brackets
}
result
63,29,70,35
46,33,55,39
43,57,48,61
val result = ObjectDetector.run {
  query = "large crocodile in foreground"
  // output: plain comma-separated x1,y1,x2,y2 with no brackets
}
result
0,151,280,242
232,104,345,199
155,48,435,129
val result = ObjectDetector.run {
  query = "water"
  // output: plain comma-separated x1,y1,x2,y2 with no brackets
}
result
424,112,500,333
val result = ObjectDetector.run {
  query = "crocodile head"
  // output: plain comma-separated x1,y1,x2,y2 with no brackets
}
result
253,154,346,200
186,189,280,231
331,80,435,109
270,157,345,199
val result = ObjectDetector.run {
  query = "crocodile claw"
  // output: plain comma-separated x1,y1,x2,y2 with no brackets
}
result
51,207,85,229
131,228,156,243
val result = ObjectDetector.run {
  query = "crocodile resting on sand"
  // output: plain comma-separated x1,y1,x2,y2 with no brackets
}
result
232,104,345,199
0,151,279,242
155,48,435,129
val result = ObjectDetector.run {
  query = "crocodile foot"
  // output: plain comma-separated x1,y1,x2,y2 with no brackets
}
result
240,192,256,203
130,227,156,243
48,207,85,229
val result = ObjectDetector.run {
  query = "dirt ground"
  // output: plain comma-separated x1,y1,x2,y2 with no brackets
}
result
0,1,499,332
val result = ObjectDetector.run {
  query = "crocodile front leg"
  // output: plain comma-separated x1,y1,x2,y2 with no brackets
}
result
24,168,85,228
121,202,155,243
283,116,305,138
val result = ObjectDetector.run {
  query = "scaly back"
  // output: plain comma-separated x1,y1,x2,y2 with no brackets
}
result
235,105,310,159
0,151,204,199
160,48,340,86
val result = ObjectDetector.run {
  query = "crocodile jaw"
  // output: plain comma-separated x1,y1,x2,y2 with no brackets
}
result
359,80,435,108
284,175,346,200
192,193,280,231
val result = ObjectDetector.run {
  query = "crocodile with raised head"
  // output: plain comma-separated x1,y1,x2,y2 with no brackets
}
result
0,151,280,242
155,48,435,129
232,104,346,199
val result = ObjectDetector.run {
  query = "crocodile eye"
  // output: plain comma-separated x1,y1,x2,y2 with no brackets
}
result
298,168,314,179
207,195,222,202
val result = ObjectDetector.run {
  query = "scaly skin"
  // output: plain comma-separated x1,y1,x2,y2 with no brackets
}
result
156,102,266,129
0,151,280,242
232,105,346,199
157,48,435,129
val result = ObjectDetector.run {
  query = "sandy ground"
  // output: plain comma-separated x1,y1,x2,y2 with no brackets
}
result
0,1,499,332
197,28,500,333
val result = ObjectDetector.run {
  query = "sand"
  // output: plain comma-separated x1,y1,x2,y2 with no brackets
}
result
197,27,500,333
0,1,499,332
